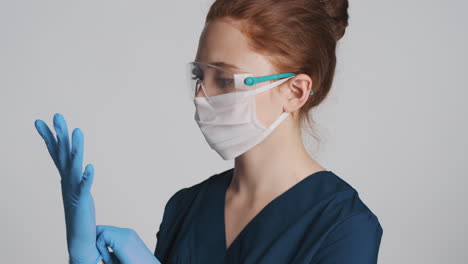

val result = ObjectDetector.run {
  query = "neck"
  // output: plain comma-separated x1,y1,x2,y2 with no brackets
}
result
231,115,325,201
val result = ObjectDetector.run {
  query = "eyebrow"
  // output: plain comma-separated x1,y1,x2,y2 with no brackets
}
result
207,61,241,70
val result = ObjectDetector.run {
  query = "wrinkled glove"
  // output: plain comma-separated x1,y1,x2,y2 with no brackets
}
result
34,113,102,264
96,225,162,264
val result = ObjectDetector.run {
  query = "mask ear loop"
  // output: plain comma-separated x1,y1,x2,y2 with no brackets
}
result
249,76,294,95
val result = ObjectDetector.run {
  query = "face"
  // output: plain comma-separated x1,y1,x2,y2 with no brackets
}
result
193,17,288,128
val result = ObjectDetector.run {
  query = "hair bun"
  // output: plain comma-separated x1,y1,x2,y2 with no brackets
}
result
321,0,349,41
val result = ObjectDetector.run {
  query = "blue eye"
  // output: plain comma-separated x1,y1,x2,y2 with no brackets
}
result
216,78,233,88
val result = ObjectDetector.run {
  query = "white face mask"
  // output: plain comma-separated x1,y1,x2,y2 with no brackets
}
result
193,76,293,160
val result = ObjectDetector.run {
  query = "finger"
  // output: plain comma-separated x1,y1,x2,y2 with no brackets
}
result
80,164,95,194
96,225,121,237
71,128,84,183
34,119,60,169
96,231,114,264
96,224,107,237
53,113,72,178
96,225,123,264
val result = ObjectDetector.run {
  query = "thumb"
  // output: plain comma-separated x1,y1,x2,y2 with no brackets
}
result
80,164,95,194
96,225,116,264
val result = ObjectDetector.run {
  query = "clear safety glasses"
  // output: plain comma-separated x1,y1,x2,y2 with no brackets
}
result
186,61,302,103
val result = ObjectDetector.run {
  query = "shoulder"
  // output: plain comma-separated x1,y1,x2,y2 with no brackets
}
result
310,171,384,263
320,170,382,225
313,210,383,263
162,167,233,214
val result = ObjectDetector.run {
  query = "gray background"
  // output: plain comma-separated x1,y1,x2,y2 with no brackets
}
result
1,0,467,263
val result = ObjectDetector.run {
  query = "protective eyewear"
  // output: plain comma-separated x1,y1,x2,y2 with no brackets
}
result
186,61,311,102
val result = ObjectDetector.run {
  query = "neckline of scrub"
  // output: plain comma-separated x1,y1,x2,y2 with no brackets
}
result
220,168,332,253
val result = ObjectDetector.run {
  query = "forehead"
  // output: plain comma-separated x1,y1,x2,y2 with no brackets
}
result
194,18,273,74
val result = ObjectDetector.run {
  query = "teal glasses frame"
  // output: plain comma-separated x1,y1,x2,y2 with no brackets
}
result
244,73,314,96
189,61,314,96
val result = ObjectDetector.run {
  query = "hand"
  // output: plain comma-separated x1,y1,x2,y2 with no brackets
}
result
34,113,102,264
96,225,162,264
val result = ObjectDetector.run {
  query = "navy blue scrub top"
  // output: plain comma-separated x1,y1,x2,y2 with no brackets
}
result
154,168,383,264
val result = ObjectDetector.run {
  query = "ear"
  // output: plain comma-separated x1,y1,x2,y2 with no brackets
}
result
280,73,313,113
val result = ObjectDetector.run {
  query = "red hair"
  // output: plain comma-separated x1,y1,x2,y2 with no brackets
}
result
205,0,349,144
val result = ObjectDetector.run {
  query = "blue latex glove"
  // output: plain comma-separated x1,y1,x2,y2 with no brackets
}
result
34,113,102,264
96,225,162,264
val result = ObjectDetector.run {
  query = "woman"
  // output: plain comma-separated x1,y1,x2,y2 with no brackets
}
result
35,0,383,263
